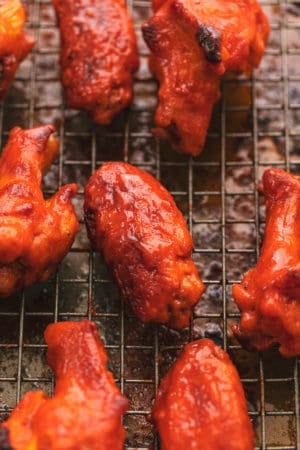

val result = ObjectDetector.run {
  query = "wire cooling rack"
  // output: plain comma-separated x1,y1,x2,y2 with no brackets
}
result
0,0,300,448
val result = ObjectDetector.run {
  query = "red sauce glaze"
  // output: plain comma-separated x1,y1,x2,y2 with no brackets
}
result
0,0,34,100
142,0,270,155
0,320,128,450
232,168,300,357
52,0,139,124
0,125,78,298
84,161,205,329
153,338,254,450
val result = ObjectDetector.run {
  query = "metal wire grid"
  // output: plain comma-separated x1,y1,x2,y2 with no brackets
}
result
0,0,299,448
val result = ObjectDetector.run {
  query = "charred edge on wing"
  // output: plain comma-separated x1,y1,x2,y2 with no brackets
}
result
0,427,13,450
142,22,158,51
231,324,261,352
195,23,222,63
0,55,15,79
84,208,97,243
0,59,4,80
166,121,181,145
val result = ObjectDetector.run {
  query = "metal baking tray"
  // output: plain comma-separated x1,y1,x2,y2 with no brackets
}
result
0,0,299,448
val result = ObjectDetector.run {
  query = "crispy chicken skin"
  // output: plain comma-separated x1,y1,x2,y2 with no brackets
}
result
52,0,139,124
0,125,79,298
0,320,128,450
0,0,34,100
232,169,300,357
84,161,205,329
153,338,254,450
142,0,270,156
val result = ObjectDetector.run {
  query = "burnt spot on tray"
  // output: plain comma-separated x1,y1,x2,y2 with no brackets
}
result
0,427,13,450
195,23,222,63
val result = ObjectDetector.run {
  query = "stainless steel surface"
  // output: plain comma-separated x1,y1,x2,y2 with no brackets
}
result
0,0,300,448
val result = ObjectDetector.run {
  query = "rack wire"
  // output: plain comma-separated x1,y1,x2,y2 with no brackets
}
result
0,0,300,448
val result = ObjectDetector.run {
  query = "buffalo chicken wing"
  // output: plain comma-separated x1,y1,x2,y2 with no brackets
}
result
0,0,34,100
0,320,128,450
153,338,254,450
142,0,270,155
232,168,300,357
52,0,139,124
0,125,78,298
84,161,205,329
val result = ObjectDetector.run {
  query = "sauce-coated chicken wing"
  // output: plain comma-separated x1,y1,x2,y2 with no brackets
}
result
153,338,254,450
0,125,79,298
0,0,34,100
232,168,300,357
52,0,139,124
142,0,270,155
0,320,128,450
84,162,205,329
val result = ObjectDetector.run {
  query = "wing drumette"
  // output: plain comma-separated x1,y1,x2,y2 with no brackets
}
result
0,0,34,100
142,0,270,156
84,161,205,329
0,125,79,298
52,0,139,124
0,320,128,449
153,338,254,450
232,168,300,357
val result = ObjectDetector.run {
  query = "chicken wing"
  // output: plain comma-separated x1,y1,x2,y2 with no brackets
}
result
0,320,128,449
84,161,205,329
153,338,254,450
0,0,34,100
0,125,79,298
52,0,139,124
232,168,300,357
142,0,270,156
